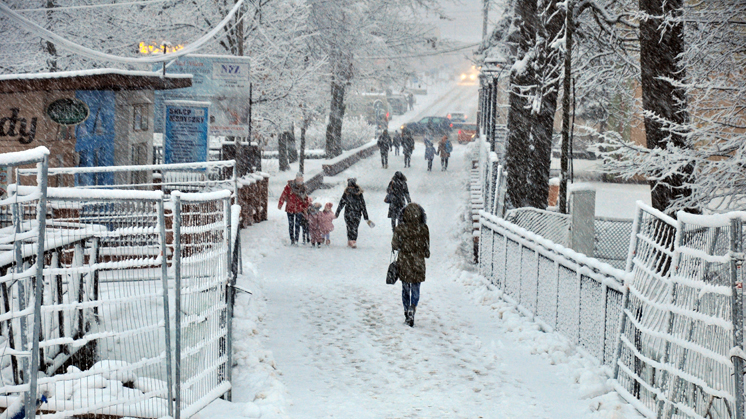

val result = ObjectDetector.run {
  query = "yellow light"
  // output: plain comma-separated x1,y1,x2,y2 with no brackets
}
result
460,74,467,80
469,74,476,80
139,42,185,55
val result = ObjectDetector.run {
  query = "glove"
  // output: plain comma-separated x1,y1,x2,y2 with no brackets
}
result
366,220,375,228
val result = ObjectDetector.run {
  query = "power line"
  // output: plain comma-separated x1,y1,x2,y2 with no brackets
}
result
360,42,479,60
13,0,171,12
0,0,245,64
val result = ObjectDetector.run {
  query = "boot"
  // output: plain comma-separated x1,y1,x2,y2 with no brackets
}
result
351,240,357,248
326,239,331,246
410,306,416,327
347,240,353,247
405,308,415,327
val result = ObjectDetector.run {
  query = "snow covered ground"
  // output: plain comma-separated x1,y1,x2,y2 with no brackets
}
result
198,133,645,418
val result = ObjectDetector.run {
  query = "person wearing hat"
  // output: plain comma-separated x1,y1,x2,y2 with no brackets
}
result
392,202,429,327
278,172,309,245
335,178,371,248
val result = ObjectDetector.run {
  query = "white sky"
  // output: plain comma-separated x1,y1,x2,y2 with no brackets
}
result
429,0,493,44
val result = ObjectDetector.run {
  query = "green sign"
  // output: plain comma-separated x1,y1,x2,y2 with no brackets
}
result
47,98,89,125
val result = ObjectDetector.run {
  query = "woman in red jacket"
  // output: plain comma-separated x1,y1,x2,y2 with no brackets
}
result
278,172,309,245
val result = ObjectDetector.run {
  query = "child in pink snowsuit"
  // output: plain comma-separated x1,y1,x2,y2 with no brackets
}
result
307,202,324,247
318,202,336,246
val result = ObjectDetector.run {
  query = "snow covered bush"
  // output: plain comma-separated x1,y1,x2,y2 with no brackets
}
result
341,116,375,150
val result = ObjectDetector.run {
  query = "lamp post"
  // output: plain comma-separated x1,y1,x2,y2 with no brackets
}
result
480,55,508,153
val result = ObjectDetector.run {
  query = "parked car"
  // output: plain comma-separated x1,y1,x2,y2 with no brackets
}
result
457,123,478,144
400,116,451,138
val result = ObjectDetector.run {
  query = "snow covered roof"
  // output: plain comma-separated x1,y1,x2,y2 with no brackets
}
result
0,68,192,93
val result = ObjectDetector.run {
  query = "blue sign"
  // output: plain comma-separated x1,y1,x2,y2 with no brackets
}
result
164,101,210,164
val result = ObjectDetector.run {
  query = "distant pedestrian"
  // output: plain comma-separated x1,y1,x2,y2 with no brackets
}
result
377,129,391,168
278,172,309,245
436,135,452,171
386,171,411,231
424,138,436,172
335,178,371,248
392,203,429,327
407,93,414,111
402,129,415,168
392,130,401,156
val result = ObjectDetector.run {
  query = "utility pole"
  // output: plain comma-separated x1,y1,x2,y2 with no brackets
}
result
559,0,574,213
482,0,490,41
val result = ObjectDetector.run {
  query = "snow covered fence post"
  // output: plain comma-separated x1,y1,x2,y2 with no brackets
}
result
27,153,48,419
730,217,744,419
224,196,233,402
157,197,175,418
172,191,183,419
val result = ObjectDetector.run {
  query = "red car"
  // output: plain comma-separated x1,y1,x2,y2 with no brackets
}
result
457,123,477,144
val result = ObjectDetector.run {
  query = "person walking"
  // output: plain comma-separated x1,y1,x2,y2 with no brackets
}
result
392,130,401,156
407,92,414,111
392,203,429,327
424,138,436,172
386,171,411,231
402,129,415,168
436,135,453,171
335,178,371,248
278,172,309,245
377,129,391,168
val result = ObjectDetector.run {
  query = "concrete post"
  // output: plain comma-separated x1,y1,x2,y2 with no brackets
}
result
569,185,595,256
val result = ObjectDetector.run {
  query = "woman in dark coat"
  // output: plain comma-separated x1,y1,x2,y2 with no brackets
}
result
386,171,411,231
335,178,370,248
392,203,429,327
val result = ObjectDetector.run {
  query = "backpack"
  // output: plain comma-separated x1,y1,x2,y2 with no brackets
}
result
445,141,453,154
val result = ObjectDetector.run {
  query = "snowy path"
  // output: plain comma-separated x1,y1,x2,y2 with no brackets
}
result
206,140,642,419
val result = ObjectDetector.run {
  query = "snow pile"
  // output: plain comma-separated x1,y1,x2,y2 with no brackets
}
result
454,269,642,419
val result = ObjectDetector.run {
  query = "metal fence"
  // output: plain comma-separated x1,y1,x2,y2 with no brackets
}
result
505,208,571,247
472,133,746,418
20,160,238,197
0,150,238,419
613,205,744,419
479,211,626,370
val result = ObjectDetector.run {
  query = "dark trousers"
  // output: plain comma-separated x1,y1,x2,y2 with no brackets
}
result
287,212,303,243
402,282,420,310
345,213,362,240
394,146,400,156
441,156,449,170
301,215,310,243
427,159,433,171
404,154,411,167
381,152,388,167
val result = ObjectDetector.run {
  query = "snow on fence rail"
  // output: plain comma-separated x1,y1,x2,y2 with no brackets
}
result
479,211,627,370
613,204,744,419
472,134,746,418
18,160,238,197
0,151,238,419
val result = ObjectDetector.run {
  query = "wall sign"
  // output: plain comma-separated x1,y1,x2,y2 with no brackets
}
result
164,100,210,164
47,98,89,126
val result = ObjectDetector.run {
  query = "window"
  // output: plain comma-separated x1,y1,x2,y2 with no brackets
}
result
133,104,149,132
131,143,148,185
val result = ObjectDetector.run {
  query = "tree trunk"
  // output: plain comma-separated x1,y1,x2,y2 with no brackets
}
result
325,80,346,158
300,118,308,174
46,0,57,72
528,0,563,209
639,0,693,215
505,0,537,209
278,132,289,171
